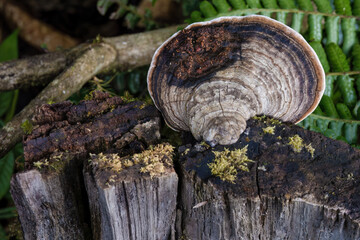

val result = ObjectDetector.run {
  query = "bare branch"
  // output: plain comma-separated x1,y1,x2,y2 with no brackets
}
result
0,0,79,50
0,25,181,91
0,42,117,159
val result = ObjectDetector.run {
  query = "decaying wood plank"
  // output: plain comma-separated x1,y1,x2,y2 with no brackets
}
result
83,143,178,240
177,117,360,240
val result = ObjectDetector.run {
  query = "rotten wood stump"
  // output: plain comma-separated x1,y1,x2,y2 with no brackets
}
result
83,144,178,240
10,152,90,240
177,117,360,240
10,93,360,240
11,92,164,240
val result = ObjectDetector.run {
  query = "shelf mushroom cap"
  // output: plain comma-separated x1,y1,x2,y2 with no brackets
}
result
147,15,325,146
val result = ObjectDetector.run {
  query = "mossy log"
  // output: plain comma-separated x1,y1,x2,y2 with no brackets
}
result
177,117,360,240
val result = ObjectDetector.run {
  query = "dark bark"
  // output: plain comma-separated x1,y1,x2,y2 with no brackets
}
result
23,91,160,166
177,117,360,240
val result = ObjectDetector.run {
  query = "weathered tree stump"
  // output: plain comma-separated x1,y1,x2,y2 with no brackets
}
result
10,92,360,240
83,144,178,240
177,117,360,240
11,92,163,240
10,153,90,240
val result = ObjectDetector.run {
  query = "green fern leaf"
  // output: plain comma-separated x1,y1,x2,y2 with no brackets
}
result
278,0,295,9
213,0,232,13
352,44,360,70
325,43,350,72
200,1,218,18
354,0,360,16
334,0,352,16
297,0,313,11
245,0,262,8
228,0,246,10
313,0,333,13
190,10,204,22
309,41,330,73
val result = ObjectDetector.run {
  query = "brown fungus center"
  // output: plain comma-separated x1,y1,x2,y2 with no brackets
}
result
147,16,325,146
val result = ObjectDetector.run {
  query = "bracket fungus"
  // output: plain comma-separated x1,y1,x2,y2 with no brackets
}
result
147,15,325,146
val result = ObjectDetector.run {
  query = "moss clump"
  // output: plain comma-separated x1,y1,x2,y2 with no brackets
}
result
252,115,267,121
304,143,315,158
21,119,33,134
134,143,174,178
208,145,253,183
262,126,275,135
90,143,175,179
288,134,303,153
33,159,49,169
90,153,124,172
288,134,315,157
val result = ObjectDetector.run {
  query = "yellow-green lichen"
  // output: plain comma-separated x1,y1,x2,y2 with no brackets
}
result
252,115,267,121
90,143,175,180
21,120,33,134
182,148,190,156
269,118,281,125
305,143,315,158
134,143,174,178
200,141,210,149
288,135,315,157
262,126,275,135
288,134,304,153
138,103,147,109
89,152,123,172
208,145,253,183
33,159,49,169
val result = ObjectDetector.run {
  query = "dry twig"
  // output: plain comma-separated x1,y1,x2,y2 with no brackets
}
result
0,0,79,51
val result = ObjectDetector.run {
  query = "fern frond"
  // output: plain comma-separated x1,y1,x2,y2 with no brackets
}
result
245,0,262,8
309,41,330,73
325,43,350,72
229,0,246,10
352,44,360,71
334,0,352,16
354,0,360,16
213,0,232,13
199,1,218,18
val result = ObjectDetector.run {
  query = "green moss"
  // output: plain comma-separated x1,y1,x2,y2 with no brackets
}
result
208,145,253,183
134,143,174,178
89,143,175,179
304,143,315,157
262,126,275,135
21,120,33,134
288,135,316,157
288,134,304,153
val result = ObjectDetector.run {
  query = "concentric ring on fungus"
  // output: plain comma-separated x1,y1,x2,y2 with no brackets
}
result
147,15,325,146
